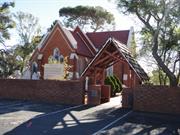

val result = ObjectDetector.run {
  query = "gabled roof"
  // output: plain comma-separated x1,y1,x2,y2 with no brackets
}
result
86,30,129,49
81,38,149,81
37,21,77,52
30,20,132,62
71,26,96,57
30,21,78,62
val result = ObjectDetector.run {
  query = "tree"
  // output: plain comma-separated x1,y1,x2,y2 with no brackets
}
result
151,69,169,85
47,20,58,32
117,0,180,86
0,49,20,78
0,2,15,47
13,11,41,45
13,11,42,72
0,2,18,78
59,6,115,32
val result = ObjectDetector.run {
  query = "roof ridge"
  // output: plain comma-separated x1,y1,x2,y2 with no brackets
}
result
86,30,130,34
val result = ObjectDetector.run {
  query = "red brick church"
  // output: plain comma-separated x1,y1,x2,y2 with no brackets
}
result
29,21,148,88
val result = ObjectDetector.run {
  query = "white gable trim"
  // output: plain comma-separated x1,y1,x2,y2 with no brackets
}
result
41,22,75,52
62,26,77,49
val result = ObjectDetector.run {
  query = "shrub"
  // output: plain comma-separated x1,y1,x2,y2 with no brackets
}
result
110,76,119,93
113,75,123,93
104,76,116,96
104,75,123,97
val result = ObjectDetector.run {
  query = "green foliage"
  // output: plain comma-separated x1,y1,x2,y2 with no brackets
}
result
104,75,123,96
110,76,119,92
150,69,169,85
117,0,180,86
59,6,115,32
104,76,116,96
113,75,123,92
0,2,15,46
48,20,58,32
0,49,20,78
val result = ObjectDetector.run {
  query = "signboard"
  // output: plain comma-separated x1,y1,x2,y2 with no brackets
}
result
91,90,98,97
44,64,64,80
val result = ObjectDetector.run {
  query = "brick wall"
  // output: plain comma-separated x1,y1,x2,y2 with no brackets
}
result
0,79,84,105
31,25,74,79
121,88,133,108
134,86,180,114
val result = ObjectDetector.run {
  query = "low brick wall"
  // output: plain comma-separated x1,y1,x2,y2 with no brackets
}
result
0,79,84,105
121,88,133,108
134,86,180,114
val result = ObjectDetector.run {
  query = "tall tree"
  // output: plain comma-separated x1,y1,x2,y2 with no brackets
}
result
59,6,115,32
0,49,20,78
13,11,41,44
117,0,180,86
0,2,15,47
0,2,18,78
13,11,42,72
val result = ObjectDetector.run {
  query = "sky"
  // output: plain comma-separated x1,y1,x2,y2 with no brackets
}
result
11,0,136,30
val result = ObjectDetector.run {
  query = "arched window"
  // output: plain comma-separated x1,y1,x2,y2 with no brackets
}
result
53,48,60,61
32,62,38,73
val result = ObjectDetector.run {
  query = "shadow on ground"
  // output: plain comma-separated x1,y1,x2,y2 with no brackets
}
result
98,111,180,135
3,105,130,135
0,98,73,115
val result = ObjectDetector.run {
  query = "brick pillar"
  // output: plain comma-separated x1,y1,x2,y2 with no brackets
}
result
87,85,101,105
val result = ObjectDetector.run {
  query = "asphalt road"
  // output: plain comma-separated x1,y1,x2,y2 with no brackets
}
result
0,97,128,135
0,97,180,135
96,111,180,135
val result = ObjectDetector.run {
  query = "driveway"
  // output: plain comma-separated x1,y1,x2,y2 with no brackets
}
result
0,97,180,135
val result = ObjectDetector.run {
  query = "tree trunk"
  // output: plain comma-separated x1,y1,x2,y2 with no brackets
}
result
153,52,178,86
152,30,178,87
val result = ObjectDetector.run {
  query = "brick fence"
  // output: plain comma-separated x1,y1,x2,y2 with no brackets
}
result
121,88,133,108
0,79,84,105
133,86,180,114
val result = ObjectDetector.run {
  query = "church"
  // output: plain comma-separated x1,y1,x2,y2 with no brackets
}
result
29,21,148,88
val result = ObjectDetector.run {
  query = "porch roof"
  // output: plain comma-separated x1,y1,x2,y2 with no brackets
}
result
81,38,149,81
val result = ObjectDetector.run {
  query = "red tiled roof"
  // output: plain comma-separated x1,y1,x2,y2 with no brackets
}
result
86,30,129,49
71,28,94,58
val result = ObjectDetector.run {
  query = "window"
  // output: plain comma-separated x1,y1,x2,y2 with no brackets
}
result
32,62,38,73
53,48,60,61
53,48,64,63
106,65,113,76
